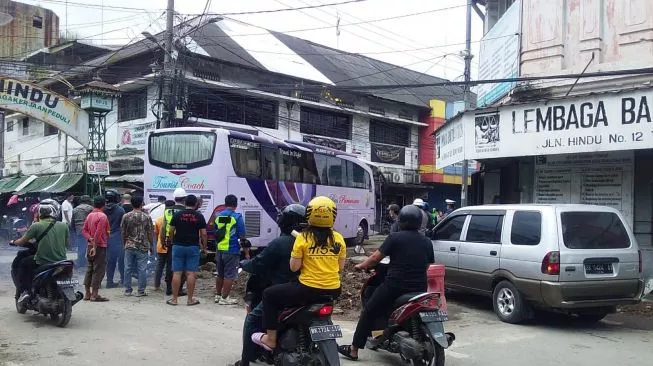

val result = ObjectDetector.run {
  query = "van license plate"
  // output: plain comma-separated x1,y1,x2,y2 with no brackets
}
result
309,325,342,341
585,263,613,274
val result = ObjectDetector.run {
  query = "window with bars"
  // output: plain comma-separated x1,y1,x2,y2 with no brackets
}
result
300,107,351,140
118,89,147,122
188,89,278,129
369,119,410,147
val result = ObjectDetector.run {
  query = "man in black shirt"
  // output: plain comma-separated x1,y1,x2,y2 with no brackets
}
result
338,205,435,361
166,195,207,306
387,204,400,233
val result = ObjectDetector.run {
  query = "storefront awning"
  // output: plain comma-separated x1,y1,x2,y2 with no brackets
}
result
16,174,84,195
105,174,143,183
0,176,31,194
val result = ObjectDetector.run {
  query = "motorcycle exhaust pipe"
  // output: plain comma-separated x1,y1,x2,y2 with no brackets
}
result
446,332,456,347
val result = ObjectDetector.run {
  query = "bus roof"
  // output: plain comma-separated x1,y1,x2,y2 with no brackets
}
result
151,127,359,158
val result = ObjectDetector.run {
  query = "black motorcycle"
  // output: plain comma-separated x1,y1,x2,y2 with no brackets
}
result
10,242,84,328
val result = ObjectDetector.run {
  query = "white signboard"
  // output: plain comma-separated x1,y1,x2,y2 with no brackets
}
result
465,88,653,160
476,0,521,107
534,152,633,227
87,161,110,176
435,118,465,169
81,94,113,112
119,122,156,149
0,77,89,147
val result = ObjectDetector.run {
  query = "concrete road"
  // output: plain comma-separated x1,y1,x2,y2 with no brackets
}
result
1,246,652,366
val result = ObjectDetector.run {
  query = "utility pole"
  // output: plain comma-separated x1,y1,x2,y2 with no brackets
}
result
163,0,175,128
460,0,474,207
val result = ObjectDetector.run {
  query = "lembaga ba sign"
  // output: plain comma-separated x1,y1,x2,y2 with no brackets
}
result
0,77,89,147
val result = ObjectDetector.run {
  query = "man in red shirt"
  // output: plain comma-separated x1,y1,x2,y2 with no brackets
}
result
82,196,111,302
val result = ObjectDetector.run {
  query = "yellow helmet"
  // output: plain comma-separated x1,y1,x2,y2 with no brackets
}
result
306,196,337,228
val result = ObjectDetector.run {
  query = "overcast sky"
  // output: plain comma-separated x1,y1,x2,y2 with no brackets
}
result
19,0,484,80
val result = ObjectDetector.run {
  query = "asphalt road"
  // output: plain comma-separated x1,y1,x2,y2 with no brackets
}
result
1,246,652,366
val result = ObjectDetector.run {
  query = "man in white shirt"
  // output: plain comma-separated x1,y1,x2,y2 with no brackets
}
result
61,192,74,249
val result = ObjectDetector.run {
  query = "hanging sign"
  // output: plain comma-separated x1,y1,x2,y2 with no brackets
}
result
371,143,405,165
87,161,110,176
0,77,89,147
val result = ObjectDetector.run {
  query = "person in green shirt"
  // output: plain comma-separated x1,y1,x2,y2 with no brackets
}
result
12,199,69,304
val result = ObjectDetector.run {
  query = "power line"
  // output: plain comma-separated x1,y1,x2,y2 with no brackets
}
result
214,0,367,16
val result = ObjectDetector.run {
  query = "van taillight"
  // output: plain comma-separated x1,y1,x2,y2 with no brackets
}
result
542,251,560,275
638,250,642,273
316,305,333,316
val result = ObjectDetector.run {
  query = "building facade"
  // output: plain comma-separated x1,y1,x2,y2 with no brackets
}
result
0,1,59,59
436,0,653,292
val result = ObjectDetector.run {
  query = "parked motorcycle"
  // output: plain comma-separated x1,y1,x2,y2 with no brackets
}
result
10,242,84,328
361,260,454,366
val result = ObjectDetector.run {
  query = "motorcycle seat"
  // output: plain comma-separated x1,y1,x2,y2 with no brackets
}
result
394,292,427,308
35,260,74,274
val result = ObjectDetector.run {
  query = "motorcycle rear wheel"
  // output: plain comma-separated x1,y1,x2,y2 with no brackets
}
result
412,331,445,366
54,299,72,328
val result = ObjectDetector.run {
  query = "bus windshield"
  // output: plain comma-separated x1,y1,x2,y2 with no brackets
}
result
149,131,216,169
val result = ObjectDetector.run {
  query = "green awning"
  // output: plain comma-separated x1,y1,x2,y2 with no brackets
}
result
0,176,30,194
48,174,84,193
17,175,61,195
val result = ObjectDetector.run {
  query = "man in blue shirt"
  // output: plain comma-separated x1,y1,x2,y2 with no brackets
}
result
215,194,246,305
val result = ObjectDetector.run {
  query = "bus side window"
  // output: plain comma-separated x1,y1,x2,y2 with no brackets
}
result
301,152,319,184
327,156,345,186
229,139,261,178
279,148,302,182
314,154,329,185
261,147,278,180
346,161,367,189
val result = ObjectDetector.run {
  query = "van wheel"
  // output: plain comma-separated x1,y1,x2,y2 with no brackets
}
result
492,281,530,324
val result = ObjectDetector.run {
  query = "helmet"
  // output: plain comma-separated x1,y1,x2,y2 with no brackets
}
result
305,196,337,228
173,188,187,199
413,198,425,207
277,204,307,235
38,198,60,219
105,188,121,204
398,205,423,231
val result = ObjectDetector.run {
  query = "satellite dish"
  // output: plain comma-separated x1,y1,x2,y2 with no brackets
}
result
0,12,13,26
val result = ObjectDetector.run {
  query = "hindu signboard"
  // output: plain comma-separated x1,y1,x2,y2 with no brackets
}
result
0,77,89,147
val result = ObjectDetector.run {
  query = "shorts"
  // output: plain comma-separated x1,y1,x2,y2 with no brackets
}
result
216,251,240,280
171,245,200,273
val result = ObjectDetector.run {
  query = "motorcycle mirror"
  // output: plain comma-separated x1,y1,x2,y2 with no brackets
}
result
22,207,27,212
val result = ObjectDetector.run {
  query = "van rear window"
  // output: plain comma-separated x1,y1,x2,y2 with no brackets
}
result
561,212,630,249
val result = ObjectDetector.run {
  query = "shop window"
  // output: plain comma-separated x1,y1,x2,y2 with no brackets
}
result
22,118,29,136
300,107,351,140
370,119,410,147
188,88,277,129
6,121,13,132
118,89,147,122
44,123,58,136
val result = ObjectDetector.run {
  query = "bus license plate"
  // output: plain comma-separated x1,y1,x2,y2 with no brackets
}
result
309,325,343,342
56,279,79,287
419,311,448,322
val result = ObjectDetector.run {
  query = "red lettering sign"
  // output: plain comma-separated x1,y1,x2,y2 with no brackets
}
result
337,195,360,205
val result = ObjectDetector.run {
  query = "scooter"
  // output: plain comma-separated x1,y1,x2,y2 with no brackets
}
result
361,260,454,366
10,242,84,328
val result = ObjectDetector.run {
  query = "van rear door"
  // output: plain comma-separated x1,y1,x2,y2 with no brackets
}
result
556,207,640,283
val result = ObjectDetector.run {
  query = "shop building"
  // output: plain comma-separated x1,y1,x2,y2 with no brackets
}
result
435,0,653,292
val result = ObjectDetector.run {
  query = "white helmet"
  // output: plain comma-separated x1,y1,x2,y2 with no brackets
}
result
173,188,187,199
413,198,425,207
38,198,60,219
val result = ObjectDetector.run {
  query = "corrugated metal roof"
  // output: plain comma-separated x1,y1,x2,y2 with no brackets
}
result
0,176,29,194
16,174,83,195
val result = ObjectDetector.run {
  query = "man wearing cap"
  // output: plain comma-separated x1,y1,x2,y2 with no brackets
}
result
72,195,93,268
159,188,188,296
444,199,456,217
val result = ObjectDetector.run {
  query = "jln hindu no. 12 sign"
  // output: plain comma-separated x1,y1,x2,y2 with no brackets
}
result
86,161,110,176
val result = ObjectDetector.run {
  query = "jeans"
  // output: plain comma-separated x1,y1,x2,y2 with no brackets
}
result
241,303,265,365
106,232,124,286
124,248,148,293
74,231,87,269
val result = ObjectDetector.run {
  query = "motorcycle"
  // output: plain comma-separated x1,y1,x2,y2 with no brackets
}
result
361,259,455,366
10,242,84,328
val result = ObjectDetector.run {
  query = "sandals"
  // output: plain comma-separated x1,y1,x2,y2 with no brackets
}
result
251,332,274,352
187,299,200,306
166,299,178,306
337,345,359,361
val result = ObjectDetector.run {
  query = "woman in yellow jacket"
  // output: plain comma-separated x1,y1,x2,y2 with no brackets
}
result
252,196,346,351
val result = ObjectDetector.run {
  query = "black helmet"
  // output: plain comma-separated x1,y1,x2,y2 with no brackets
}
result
105,189,121,204
277,204,307,235
398,205,423,231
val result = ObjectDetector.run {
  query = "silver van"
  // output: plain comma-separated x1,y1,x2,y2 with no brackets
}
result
430,204,644,323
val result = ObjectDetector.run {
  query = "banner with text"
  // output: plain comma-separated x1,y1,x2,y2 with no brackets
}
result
435,118,465,169
0,77,89,147
534,152,633,227
371,143,405,165
464,89,653,160
119,122,156,149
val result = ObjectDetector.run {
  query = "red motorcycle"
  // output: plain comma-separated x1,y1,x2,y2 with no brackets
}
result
360,260,454,366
